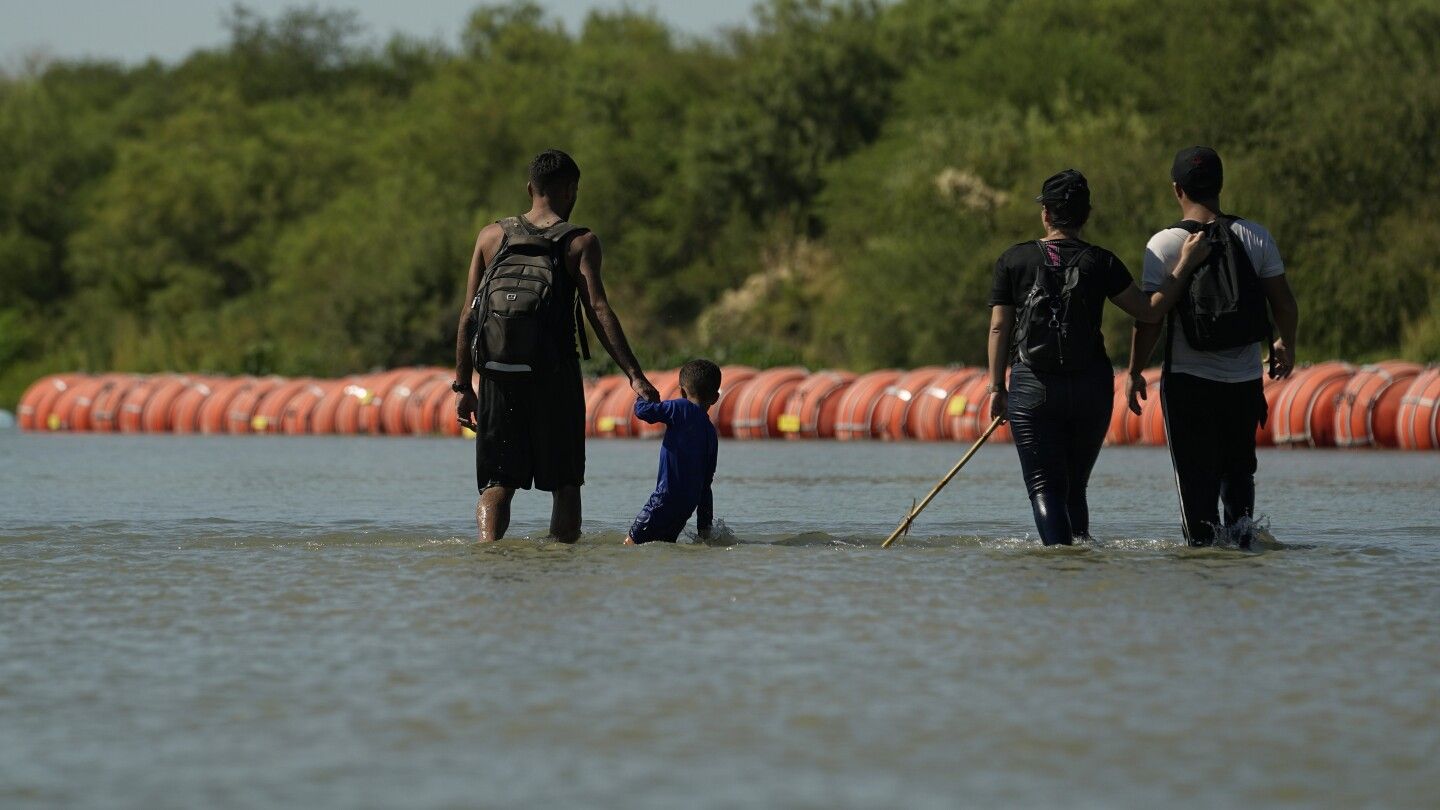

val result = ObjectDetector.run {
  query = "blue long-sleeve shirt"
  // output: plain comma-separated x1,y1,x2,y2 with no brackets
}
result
634,397,718,530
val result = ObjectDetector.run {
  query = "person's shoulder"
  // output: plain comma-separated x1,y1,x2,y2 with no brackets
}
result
1082,243,1121,263
1147,225,1186,244
998,240,1038,264
566,228,600,263
1145,226,1185,255
476,220,505,243
472,221,506,262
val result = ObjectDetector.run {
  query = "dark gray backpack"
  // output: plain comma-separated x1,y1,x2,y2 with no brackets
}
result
468,217,589,381
1013,241,1096,372
1170,215,1272,351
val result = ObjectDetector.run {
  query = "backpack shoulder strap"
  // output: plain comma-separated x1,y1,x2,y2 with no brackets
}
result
541,221,589,244
541,220,595,362
497,216,529,238
1170,220,1205,233
1035,239,1060,268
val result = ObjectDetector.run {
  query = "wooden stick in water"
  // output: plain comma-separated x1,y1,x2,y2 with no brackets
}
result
881,416,1005,549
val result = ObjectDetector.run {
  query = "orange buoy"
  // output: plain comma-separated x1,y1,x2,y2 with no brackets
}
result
117,375,169,433
593,374,647,438
636,369,685,438
943,369,1016,444
46,376,102,432
89,375,144,433
170,380,216,434
1273,361,1355,447
711,366,758,438
946,373,994,442
138,376,194,433
780,370,856,439
376,369,443,435
1106,371,1131,446
224,377,285,434
1121,369,1163,446
360,366,426,432
194,377,249,434
331,378,376,435
17,374,79,431
44,376,93,431
428,374,470,434
278,380,332,435
907,368,983,441
708,366,756,437
401,377,447,435
353,369,401,434
731,367,808,440
584,376,626,437
1396,368,1440,451
249,378,313,434
833,370,901,440
871,366,946,440
1254,375,1289,447
1332,361,1423,448
1139,382,1169,446
308,377,360,435
436,384,464,437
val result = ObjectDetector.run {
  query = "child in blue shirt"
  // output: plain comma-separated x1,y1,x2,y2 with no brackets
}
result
624,359,721,544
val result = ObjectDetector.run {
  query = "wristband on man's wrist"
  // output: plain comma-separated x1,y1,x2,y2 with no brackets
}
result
451,379,470,393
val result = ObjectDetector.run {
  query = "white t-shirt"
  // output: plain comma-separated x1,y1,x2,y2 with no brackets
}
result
1142,219,1285,382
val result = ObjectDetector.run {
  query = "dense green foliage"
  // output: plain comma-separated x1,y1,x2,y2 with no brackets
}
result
3,0,1438,406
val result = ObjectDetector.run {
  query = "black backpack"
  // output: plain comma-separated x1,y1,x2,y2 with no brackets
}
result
1013,241,1096,372
467,217,590,381
1170,215,1271,351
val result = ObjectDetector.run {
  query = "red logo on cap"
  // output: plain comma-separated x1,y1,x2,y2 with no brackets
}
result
1192,156,1205,166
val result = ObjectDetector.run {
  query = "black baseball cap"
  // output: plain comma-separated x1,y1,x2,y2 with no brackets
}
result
1034,169,1090,212
1171,146,1223,196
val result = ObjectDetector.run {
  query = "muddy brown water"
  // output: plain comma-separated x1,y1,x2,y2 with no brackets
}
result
2,432,1437,807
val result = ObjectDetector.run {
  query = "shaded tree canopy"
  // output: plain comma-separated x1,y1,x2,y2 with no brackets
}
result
2,0,1437,407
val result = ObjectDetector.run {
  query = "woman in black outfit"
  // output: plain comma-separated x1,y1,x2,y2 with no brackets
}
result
987,170,1209,545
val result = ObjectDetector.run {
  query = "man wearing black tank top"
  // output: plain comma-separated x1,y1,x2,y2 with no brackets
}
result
454,150,659,543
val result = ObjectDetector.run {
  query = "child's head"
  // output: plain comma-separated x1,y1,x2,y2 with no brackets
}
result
679,359,722,409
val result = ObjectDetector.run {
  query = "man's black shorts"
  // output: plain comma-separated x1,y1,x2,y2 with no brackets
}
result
475,359,585,492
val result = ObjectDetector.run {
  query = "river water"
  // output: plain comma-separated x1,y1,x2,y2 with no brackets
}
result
1,432,1437,808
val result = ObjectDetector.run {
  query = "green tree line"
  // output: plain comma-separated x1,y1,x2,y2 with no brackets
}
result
2,0,1438,408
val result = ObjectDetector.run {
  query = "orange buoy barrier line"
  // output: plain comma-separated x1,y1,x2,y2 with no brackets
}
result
780,370,856,439
12,363,1439,447
1397,368,1440,451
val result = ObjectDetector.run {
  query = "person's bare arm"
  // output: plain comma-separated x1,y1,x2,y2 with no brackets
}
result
987,305,1015,422
454,224,503,428
1126,321,1164,415
569,232,658,401
1111,231,1210,323
1262,274,1298,379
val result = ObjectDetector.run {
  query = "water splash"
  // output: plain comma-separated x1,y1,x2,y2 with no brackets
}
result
1205,514,1278,550
687,518,737,547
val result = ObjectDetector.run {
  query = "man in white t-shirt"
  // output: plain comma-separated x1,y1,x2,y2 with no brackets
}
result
1126,147,1300,547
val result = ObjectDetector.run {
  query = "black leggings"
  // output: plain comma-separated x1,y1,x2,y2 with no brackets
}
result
1006,364,1113,545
